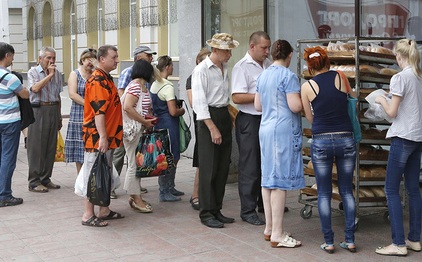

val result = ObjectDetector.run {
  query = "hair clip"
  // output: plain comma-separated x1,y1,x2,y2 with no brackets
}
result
309,52,321,58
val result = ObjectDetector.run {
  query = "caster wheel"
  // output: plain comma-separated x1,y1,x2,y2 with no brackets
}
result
300,206,312,219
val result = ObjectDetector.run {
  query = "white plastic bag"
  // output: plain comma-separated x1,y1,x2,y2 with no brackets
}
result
74,161,120,197
364,89,393,123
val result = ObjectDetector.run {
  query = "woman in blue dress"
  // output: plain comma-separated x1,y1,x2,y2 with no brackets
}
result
254,40,304,248
65,48,97,175
150,55,185,202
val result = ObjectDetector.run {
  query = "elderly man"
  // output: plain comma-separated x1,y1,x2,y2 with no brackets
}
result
0,42,30,207
27,46,63,193
231,31,272,225
112,45,157,198
192,33,239,228
81,45,124,227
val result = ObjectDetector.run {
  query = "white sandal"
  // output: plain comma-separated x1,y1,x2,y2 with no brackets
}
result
271,235,301,248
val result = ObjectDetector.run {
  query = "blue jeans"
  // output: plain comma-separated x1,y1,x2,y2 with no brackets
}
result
0,121,21,200
311,133,356,245
385,137,422,246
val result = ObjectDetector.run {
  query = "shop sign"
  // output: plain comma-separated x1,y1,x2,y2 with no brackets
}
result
307,0,410,38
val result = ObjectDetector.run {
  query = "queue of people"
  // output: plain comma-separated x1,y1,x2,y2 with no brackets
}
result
0,32,420,256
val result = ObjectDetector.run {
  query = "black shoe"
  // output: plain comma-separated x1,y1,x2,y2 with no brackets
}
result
0,196,23,207
284,206,289,212
201,218,224,228
215,212,235,224
169,188,185,196
189,197,200,210
242,214,265,225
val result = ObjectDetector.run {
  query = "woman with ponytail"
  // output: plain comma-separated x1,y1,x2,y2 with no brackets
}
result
375,39,422,256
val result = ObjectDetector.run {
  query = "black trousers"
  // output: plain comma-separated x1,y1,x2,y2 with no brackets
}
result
198,107,232,221
235,111,263,218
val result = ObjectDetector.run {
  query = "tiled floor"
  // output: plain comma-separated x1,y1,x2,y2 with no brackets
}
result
1,120,421,261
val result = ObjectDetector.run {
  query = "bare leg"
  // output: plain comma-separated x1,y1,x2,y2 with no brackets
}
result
270,189,286,242
76,162,82,176
82,199,107,225
191,167,200,199
262,187,272,236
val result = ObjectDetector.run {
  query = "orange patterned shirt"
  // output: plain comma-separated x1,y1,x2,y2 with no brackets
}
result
83,68,123,152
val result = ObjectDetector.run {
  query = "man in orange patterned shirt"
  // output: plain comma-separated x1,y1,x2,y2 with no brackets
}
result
80,45,124,227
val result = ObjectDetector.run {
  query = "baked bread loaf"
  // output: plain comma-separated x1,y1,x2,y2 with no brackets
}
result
311,183,317,189
371,186,385,197
380,67,399,76
360,187,375,197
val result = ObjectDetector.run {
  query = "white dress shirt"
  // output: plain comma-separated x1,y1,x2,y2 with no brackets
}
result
191,56,230,120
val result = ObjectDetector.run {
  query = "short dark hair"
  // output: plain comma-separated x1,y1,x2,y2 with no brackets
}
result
0,42,15,60
131,59,154,83
97,45,117,60
249,31,270,45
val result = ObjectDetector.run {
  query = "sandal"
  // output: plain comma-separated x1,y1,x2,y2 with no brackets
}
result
321,243,335,254
265,232,292,241
28,184,48,193
270,235,301,248
339,242,356,253
81,216,108,227
190,197,200,210
99,210,125,220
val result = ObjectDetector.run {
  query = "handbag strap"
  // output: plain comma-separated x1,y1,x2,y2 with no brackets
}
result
0,72,9,83
181,100,192,129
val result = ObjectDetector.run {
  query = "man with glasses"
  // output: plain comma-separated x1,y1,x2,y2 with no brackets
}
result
112,45,157,198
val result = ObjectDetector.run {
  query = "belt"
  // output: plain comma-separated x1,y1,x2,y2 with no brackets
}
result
312,132,353,140
238,111,261,118
39,102,59,106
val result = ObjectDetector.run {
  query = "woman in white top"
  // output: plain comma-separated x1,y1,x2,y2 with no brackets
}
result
375,39,422,256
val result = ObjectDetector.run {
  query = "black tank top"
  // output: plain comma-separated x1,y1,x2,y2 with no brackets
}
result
310,70,352,135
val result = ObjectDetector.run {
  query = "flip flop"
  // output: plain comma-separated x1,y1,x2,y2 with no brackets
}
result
339,242,357,253
100,210,125,220
321,243,335,254
81,216,108,227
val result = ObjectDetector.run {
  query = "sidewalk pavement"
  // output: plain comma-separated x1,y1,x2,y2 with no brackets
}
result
0,119,420,262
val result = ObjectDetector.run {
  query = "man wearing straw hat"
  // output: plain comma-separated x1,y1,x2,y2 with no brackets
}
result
192,33,239,228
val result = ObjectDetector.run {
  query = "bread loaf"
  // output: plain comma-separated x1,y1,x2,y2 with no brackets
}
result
371,186,385,197
359,64,379,73
360,187,375,197
308,161,313,169
311,183,317,189
380,67,399,76
369,167,386,178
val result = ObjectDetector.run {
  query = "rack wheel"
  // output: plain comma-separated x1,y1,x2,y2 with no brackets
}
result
300,206,312,219
383,211,390,223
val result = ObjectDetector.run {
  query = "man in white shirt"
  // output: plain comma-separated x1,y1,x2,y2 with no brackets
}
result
192,33,239,228
231,31,271,225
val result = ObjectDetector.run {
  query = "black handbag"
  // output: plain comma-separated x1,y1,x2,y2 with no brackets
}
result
87,153,112,207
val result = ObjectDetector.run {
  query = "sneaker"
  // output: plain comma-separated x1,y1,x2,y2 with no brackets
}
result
110,190,117,199
0,196,23,207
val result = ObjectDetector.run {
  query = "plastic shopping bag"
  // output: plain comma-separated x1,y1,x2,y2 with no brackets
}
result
135,129,175,178
55,131,65,162
87,153,111,207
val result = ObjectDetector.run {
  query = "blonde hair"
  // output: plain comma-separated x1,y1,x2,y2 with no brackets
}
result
394,39,422,78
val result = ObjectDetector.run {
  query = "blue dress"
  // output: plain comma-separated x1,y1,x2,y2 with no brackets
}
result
65,70,85,163
256,65,304,190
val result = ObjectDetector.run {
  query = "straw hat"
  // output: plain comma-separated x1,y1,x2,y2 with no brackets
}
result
206,33,239,50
